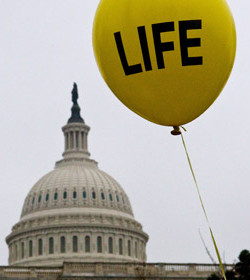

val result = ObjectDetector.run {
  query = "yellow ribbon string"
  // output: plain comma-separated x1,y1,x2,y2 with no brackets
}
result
180,131,227,280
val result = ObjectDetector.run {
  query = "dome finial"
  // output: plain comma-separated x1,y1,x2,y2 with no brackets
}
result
68,82,84,123
72,82,78,105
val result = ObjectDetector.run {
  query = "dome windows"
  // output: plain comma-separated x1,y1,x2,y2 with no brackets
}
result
54,192,58,201
38,239,43,255
116,194,120,202
49,237,54,254
82,191,87,199
92,191,96,199
38,195,42,203
73,236,78,252
45,193,49,202
63,191,67,199
101,192,105,200
60,236,66,253
97,236,102,253
32,197,35,205
21,242,25,259
85,236,90,252
119,238,123,255
73,191,77,199
29,240,33,257
109,193,113,202
128,240,131,256
108,237,113,254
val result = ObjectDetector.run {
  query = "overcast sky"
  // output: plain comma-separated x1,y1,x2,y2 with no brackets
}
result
0,0,249,266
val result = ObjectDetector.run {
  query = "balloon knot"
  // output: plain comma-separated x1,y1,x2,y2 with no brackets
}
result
171,126,181,136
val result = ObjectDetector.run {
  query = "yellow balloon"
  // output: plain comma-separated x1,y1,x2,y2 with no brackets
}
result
93,0,236,126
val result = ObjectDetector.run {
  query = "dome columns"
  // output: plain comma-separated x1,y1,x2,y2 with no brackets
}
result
62,122,90,160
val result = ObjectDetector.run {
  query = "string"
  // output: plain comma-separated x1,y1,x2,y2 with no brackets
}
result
180,129,227,280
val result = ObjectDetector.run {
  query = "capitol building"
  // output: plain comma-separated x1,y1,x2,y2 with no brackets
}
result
0,84,231,280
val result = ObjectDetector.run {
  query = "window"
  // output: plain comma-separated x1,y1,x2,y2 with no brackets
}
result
109,193,113,201
135,242,138,258
21,242,25,259
97,236,102,253
63,191,67,199
49,237,54,254
83,191,87,199
128,240,131,256
60,236,66,253
38,195,42,203
29,240,33,257
92,191,96,199
119,238,123,255
122,196,125,204
73,191,77,199
116,194,119,202
32,197,35,205
73,236,78,252
101,192,105,200
38,239,43,255
15,244,18,261
85,236,90,252
54,192,58,200
76,131,79,148
108,237,113,254
45,193,49,202
70,131,73,149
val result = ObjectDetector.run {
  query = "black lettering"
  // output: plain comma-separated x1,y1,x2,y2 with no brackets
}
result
152,22,175,69
138,26,152,71
114,32,142,76
179,20,203,66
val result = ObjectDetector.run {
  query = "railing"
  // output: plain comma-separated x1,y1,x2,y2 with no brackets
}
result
0,262,233,278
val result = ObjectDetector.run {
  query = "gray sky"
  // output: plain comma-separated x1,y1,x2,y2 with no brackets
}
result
0,0,249,266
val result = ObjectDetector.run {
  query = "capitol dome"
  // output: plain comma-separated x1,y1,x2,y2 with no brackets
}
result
6,84,148,266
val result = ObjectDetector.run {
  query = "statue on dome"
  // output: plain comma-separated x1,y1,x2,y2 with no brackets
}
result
72,82,79,105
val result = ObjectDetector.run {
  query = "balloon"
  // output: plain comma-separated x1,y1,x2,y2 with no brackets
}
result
93,0,236,126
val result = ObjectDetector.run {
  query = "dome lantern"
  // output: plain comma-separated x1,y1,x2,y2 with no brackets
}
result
60,83,91,162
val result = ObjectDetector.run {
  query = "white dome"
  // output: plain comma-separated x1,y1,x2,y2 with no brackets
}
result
6,86,148,266
21,161,134,219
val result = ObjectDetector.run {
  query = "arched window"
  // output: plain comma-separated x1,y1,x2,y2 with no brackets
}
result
116,194,119,202
73,191,77,199
29,240,33,257
108,237,113,254
135,241,138,258
128,240,131,256
54,192,58,200
121,196,125,204
85,236,90,252
92,191,96,199
38,195,42,203
73,236,78,252
38,239,43,255
83,191,87,199
21,242,25,259
32,197,35,205
45,193,49,202
97,236,102,253
119,238,123,255
49,237,54,254
101,192,105,200
60,236,66,253
63,191,67,199
109,193,113,201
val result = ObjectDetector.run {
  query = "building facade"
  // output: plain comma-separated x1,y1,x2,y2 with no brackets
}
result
1,84,225,279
